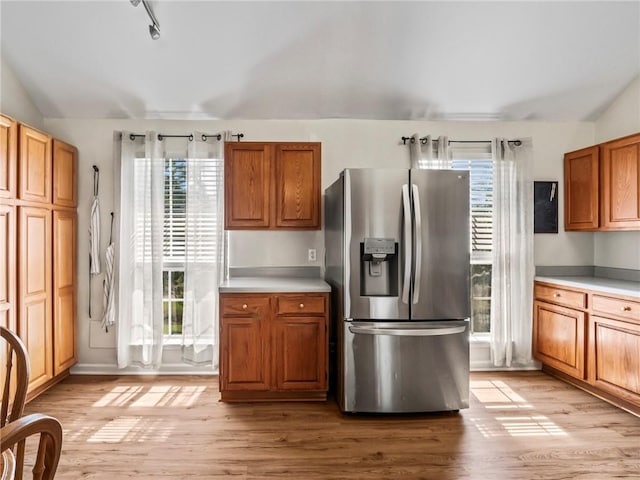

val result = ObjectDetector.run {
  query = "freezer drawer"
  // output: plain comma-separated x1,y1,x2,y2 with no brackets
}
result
340,320,469,413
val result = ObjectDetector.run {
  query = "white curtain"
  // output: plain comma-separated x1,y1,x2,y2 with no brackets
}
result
181,132,229,367
409,134,450,169
490,138,534,367
117,131,165,368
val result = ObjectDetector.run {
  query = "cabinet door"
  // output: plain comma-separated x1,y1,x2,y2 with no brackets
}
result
52,140,78,208
564,146,599,231
18,125,52,204
272,316,326,391
0,205,16,333
18,206,53,393
589,315,640,406
53,210,77,374
0,114,17,199
533,300,586,379
600,134,640,230
219,295,271,391
224,143,271,229
274,143,321,229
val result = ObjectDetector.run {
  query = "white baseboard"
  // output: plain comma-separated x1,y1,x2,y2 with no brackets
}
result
70,363,218,376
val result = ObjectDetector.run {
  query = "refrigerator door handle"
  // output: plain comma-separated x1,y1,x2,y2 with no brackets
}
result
401,184,412,304
411,184,422,304
348,325,466,336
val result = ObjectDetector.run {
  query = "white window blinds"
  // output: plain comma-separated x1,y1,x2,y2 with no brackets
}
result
163,157,223,264
164,158,187,262
450,144,493,262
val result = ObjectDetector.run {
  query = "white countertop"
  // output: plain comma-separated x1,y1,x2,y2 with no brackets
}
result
219,276,331,293
535,275,640,298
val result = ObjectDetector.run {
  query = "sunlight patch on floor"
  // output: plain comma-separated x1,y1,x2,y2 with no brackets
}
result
470,379,533,409
130,385,207,407
87,417,174,443
469,379,568,438
92,385,207,408
471,414,568,438
92,386,144,407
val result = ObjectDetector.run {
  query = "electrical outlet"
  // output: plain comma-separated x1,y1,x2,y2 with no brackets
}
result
308,248,317,262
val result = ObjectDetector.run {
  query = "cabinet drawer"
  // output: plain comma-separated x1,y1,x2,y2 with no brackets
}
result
534,283,586,309
592,295,640,323
221,296,270,315
276,295,326,315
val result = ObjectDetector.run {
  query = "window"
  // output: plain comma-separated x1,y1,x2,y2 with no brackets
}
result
450,145,493,335
163,158,186,337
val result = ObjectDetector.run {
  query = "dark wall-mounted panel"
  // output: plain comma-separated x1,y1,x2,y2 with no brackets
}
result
534,181,558,234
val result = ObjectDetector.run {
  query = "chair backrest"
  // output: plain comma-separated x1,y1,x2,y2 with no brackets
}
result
1,326,30,428
0,413,63,480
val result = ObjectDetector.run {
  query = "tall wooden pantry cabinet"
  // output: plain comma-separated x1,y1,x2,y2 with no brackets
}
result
0,113,78,400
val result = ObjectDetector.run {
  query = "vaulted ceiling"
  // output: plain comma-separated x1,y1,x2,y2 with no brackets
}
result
1,1,639,121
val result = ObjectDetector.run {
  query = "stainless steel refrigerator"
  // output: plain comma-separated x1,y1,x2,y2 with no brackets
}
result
324,168,470,413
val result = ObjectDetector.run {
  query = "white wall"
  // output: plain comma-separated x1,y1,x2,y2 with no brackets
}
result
0,58,44,129
44,118,594,369
594,76,640,270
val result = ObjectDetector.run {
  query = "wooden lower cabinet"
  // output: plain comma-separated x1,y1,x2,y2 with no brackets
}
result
589,315,640,405
273,316,326,391
0,204,16,332
219,292,328,402
53,210,77,375
18,206,53,393
220,296,271,392
534,280,640,413
533,300,586,379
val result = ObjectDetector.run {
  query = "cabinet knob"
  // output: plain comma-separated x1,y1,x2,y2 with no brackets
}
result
299,303,305,309
242,304,248,310
552,293,561,298
622,306,632,312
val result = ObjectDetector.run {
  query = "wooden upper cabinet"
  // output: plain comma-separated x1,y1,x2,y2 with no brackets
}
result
600,133,640,230
0,115,17,200
564,145,599,231
52,139,78,208
18,125,52,204
224,141,321,230
274,143,321,229
224,143,271,229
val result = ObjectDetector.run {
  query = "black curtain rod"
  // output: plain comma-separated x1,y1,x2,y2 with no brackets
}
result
126,133,225,141
401,136,522,147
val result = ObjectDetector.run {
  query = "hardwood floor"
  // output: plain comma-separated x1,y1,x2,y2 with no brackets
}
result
20,371,640,479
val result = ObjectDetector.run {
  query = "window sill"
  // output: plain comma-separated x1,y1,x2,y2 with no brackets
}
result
161,337,215,347
470,334,490,345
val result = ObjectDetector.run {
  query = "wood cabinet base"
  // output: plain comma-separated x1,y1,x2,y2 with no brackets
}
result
220,390,326,403
542,365,640,417
26,369,70,403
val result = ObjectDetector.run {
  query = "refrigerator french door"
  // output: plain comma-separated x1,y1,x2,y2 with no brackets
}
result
325,168,470,413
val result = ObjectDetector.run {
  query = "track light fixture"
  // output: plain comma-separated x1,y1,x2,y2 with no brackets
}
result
130,0,160,40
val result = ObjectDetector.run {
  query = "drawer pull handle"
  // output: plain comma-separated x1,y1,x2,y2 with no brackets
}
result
299,303,305,309
242,304,248,310
552,293,561,298
622,306,632,312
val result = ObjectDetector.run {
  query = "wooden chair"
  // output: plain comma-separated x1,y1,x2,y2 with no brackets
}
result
1,326,29,428
0,413,63,480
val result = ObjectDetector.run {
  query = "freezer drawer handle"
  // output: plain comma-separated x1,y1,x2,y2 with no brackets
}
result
348,325,466,336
